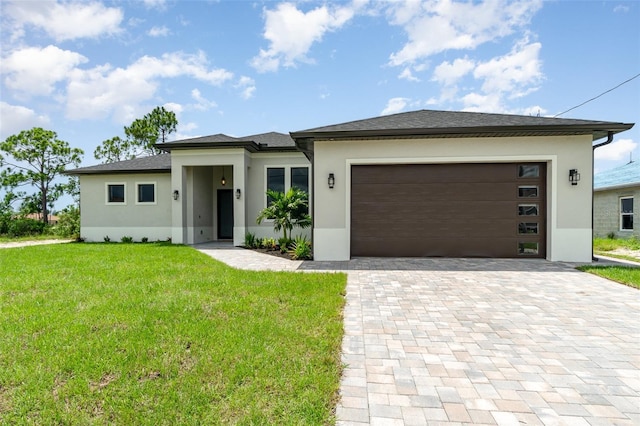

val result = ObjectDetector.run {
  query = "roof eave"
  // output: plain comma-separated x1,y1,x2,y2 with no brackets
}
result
594,182,640,192
65,168,171,176
157,141,261,153
291,123,634,142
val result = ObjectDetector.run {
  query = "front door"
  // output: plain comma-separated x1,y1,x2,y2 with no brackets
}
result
217,189,234,240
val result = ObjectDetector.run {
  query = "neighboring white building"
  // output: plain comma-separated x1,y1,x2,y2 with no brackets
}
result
594,161,640,239
68,109,634,263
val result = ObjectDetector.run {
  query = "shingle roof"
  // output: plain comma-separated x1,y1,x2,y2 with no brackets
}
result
594,161,640,190
65,153,171,175
159,131,295,151
290,109,633,142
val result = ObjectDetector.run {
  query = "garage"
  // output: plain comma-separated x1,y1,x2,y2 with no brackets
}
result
351,163,546,258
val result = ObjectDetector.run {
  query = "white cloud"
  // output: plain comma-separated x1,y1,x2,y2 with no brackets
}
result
460,92,504,112
387,0,542,67
235,76,256,99
65,51,233,121
1,45,88,97
613,5,630,13
432,57,475,86
251,1,362,72
0,102,50,140
473,38,543,98
191,89,218,110
399,68,420,82
144,0,167,8
381,97,410,115
148,26,170,37
4,1,123,42
163,102,183,115
594,139,638,161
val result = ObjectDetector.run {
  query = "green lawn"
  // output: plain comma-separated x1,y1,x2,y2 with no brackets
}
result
578,265,640,289
0,243,346,425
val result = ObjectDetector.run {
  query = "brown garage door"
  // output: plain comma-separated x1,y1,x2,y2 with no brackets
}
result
351,163,546,258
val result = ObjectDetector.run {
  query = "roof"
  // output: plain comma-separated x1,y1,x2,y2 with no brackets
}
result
594,161,640,191
158,131,296,152
290,109,634,143
65,153,171,175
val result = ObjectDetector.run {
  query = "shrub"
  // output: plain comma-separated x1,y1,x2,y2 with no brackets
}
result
245,232,257,248
278,237,292,253
54,206,80,238
141,237,148,243
104,236,111,242
260,237,277,251
290,235,312,260
7,218,48,237
121,236,133,243
607,232,616,239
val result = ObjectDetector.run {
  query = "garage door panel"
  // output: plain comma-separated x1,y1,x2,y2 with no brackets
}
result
351,163,546,258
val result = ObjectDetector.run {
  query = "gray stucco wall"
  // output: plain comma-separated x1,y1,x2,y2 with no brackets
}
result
594,186,640,238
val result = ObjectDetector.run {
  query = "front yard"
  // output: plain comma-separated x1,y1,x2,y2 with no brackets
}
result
0,243,346,424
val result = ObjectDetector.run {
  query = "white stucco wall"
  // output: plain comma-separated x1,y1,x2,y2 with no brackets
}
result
79,173,172,242
311,135,594,262
170,149,311,246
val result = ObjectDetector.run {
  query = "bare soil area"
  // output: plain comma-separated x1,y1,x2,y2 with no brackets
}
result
0,239,71,249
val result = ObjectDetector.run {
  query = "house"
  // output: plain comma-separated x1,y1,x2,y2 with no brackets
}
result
594,160,640,238
68,109,633,262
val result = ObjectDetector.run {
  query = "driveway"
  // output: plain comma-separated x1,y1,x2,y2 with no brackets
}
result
195,245,640,425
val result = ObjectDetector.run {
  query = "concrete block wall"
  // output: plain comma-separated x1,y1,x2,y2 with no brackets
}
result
593,187,640,238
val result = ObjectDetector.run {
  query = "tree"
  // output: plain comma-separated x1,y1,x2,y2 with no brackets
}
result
94,106,178,163
124,106,177,156
256,188,311,241
0,128,84,225
94,136,133,163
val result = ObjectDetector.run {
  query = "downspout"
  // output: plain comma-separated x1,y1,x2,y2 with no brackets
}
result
591,131,614,261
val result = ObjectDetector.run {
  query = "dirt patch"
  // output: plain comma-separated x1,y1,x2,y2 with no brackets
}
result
0,239,71,249
605,248,640,261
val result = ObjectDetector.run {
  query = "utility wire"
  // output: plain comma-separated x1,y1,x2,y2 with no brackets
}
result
553,72,640,117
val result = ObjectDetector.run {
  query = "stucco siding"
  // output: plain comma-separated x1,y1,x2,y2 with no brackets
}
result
312,135,594,262
594,187,640,238
80,173,172,242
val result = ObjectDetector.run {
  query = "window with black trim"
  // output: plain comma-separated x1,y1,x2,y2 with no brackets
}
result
266,168,285,205
291,167,309,192
620,197,633,230
107,183,125,204
137,183,155,204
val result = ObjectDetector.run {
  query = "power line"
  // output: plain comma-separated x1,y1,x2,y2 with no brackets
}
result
553,72,640,117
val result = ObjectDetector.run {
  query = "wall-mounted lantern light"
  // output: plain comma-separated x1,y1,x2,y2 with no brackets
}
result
328,173,335,189
173,190,179,200
236,188,241,199
569,169,580,186
221,166,227,186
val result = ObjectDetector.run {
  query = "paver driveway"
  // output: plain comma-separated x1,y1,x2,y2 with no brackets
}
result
196,245,640,426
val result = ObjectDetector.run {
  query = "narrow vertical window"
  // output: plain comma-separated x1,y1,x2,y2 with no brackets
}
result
266,167,285,205
620,197,633,230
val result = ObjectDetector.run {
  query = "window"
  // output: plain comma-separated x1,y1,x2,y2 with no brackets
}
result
136,183,156,204
518,165,539,178
106,183,126,204
291,167,309,192
266,168,285,205
518,222,538,235
518,204,538,216
265,166,310,206
518,186,538,198
620,197,633,230
518,242,539,255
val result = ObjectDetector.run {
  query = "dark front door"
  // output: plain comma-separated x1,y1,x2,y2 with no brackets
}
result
217,189,234,240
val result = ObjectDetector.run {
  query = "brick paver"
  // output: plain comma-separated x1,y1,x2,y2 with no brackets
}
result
195,244,640,425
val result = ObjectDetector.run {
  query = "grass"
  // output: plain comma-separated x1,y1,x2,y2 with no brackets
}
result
0,233,66,243
0,243,346,425
593,236,640,253
577,265,640,289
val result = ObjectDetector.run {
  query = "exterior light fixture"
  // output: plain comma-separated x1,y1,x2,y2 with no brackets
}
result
172,190,179,200
328,173,335,189
569,169,580,186
221,166,226,186
236,188,241,199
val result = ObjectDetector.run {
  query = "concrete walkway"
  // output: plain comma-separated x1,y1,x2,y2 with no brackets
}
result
194,244,640,426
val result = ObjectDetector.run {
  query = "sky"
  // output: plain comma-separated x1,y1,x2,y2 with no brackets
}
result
1,0,639,200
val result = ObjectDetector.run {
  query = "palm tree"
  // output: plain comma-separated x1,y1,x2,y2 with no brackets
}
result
256,188,311,241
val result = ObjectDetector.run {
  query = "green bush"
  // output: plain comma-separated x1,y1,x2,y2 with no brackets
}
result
244,232,257,248
278,237,292,253
54,206,80,238
260,237,277,250
7,218,48,237
291,235,312,260
121,236,133,243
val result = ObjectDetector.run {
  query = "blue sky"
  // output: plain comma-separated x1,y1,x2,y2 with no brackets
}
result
1,0,639,181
